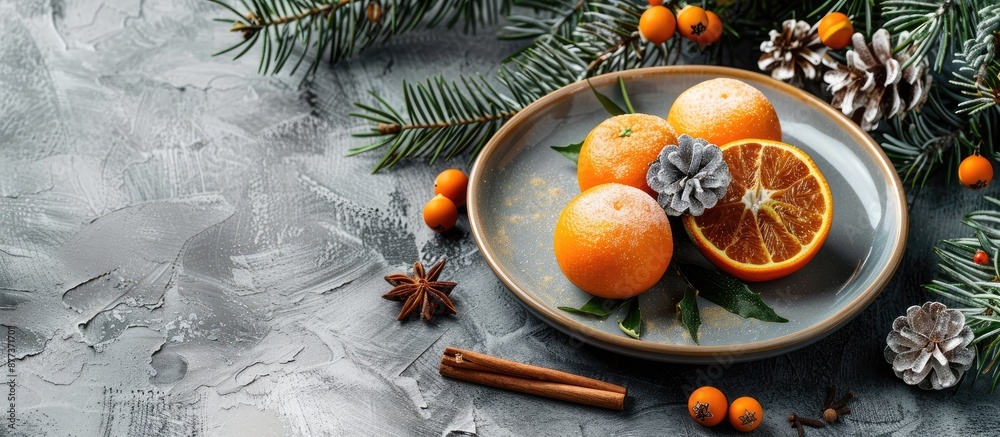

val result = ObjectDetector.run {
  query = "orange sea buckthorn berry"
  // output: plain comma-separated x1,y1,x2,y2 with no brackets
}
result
958,153,993,190
639,5,677,45
647,0,664,5
423,194,458,233
434,168,469,207
698,10,723,46
676,5,710,42
818,12,854,50
728,396,763,432
688,386,727,426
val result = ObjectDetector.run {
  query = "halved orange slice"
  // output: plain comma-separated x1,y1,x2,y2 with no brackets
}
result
683,139,833,282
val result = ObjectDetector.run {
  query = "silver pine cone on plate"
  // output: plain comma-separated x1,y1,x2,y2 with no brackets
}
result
646,134,731,217
823,29,931,131
758,19,835,85
884,302,976,390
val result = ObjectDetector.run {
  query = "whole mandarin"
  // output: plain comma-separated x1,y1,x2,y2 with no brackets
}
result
666,78,781,146
553,183,673,299
577,113,678,196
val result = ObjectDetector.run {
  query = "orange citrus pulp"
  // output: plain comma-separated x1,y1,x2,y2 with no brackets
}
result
683,139,832,282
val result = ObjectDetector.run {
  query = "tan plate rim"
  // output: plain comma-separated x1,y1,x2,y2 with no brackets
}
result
467,65,908,359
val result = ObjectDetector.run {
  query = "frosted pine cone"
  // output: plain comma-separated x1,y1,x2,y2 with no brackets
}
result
758,19,835,85
646,135,731,216
884,302,976,390
823,29,931,131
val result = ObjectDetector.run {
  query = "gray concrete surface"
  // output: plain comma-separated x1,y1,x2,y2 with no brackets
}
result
1,0,998,435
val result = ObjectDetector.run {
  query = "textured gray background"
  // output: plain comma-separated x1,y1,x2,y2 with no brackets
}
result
2,0,998,435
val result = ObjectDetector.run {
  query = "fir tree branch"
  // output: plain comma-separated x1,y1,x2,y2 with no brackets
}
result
878,84,978,187
957,3,1000,73
349,76,521,172
209,0,1000,184
808,0,878,34
876,1,1000,184
209,0,512,75
349,0,682,171
882,0,978,71
952,58,1000,115
927,196,1000,392
951,4,1000,115
500,0,592,40
574,3,676,76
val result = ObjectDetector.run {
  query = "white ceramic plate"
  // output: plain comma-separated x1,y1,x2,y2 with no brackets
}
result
468,66,907,363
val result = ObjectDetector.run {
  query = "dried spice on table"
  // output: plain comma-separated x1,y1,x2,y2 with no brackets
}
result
821,385,854,423
382,259,457,321
788,385,855,435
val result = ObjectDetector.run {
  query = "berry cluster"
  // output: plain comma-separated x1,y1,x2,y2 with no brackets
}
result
638,2,721,47
423,169,469,233
688,386,764,433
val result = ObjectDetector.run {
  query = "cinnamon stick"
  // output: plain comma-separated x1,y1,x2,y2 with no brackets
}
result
443,347,626,394
439,347,626,410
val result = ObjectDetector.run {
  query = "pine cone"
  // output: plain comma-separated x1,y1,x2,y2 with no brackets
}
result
823,29,931,131
646,135,731,217
884,302,976,390
758,19,835,85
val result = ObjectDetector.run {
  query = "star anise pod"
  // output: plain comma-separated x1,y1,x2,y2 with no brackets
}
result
382,259,457,321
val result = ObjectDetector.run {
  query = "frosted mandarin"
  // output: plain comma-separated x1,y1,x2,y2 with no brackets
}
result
554,183,673,299
578,113,678,196
667,78,781,146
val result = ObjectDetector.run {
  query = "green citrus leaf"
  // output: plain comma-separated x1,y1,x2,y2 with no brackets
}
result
558,297,624,317
618,77,635,114
587,78,626,116
551,141,582,164
679,263,789,323
678,284,701,343
618,297,641,339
